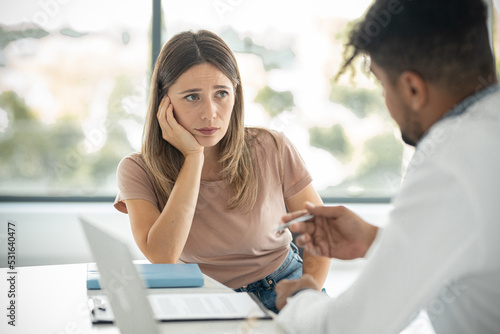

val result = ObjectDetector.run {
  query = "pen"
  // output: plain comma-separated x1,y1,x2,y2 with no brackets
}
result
275,213,314,232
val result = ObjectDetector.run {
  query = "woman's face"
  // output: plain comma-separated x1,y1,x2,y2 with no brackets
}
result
167,63,236,149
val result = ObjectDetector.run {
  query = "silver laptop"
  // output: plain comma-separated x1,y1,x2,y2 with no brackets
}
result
80,217,272,329
81,217,160,334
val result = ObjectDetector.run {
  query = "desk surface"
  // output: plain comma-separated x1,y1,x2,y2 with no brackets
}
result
0,263,286,334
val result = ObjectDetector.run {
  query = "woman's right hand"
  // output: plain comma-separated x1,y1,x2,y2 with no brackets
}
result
157,96,204,157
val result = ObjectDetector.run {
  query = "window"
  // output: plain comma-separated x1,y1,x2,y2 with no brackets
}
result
0,0,498,200
0,0,151,197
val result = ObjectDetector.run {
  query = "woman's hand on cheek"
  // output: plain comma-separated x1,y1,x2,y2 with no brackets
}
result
157,96,204,157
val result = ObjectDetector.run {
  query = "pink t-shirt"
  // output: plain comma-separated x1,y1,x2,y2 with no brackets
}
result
114,129,312,288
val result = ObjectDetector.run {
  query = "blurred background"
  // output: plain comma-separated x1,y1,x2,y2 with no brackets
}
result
0,1,498,200
3,0,485,201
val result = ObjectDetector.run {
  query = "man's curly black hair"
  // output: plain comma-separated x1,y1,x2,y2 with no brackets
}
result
336,0,495,93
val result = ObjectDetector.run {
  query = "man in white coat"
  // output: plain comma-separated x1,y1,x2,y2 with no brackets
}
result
275,0,500,333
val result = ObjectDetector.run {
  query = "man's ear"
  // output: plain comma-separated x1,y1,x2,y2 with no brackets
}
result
398,71,428,111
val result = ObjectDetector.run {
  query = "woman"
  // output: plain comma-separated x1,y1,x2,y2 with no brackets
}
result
114,30,330,313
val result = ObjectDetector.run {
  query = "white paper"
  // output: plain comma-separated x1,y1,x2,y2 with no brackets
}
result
147,293,270,321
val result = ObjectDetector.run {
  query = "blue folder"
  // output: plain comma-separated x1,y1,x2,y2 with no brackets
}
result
86,263,204,290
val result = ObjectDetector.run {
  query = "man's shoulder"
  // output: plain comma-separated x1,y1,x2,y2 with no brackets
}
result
408,90,499,184
423,89,500,152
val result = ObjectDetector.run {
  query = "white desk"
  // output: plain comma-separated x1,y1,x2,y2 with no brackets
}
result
0,263,286,334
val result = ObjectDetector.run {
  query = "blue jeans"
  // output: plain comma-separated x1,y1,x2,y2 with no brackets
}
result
235,243,303,314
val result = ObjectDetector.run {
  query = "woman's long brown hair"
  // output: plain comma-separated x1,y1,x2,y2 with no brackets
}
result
142,30,259,212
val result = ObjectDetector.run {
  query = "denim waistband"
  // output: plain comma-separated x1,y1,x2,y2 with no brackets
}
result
236,243,301,291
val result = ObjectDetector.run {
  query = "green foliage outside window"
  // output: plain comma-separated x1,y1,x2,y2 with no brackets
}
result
254,85,295,118
309,125,353,162
0,79,137,196
329,83,387,119
357,133,404,178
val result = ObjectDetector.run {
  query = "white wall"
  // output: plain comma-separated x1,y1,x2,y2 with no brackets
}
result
0,202,392,268
0,202,146,267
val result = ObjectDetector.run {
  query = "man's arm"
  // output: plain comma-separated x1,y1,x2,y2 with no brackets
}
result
276,164,480,333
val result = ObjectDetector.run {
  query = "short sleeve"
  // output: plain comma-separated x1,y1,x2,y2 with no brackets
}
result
280,133,313,199
113,153,159,213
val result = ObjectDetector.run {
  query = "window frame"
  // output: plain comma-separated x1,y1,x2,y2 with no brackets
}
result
0,0,497,204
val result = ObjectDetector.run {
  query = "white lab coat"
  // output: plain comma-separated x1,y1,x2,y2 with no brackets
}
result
277,85,500,334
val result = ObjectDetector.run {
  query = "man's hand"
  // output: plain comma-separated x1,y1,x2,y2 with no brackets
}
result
275,274,320,311
283,202,379,260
